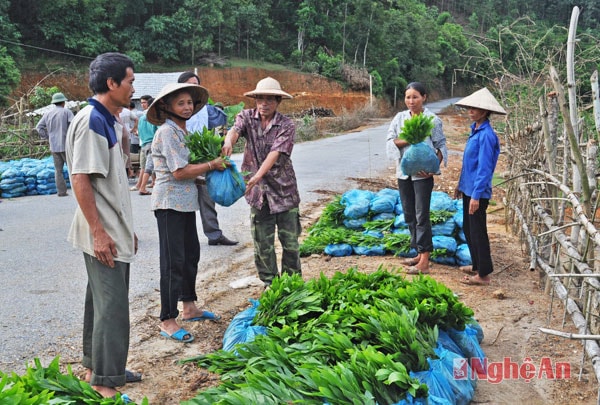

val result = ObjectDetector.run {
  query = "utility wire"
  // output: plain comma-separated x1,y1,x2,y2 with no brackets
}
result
0,38,94,60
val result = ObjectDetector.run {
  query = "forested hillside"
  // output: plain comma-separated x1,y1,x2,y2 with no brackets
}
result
1,0,600,103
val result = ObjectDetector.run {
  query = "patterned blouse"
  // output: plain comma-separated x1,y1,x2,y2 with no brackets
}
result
150,119,199,212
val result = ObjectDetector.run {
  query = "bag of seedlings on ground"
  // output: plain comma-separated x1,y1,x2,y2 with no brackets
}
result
398,113,440,176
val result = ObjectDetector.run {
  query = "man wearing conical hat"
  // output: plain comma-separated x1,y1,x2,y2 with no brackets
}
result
454,87,506,286
222,77,301,288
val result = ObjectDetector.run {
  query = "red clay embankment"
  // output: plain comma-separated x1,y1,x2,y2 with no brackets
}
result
16,67,375,116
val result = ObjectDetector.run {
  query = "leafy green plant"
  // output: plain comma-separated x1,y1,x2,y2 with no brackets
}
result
397,114,434,144
182,268,475,404
29,86,61,109
185,127,223,163
223,102,244,127
0,357,147,404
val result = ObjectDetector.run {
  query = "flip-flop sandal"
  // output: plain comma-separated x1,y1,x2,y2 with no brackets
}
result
125,370,142,383
138,190,151,195
460,266,476,274
160,328,194,343
460,276,490,286
182,311,221,322
406,266,430,275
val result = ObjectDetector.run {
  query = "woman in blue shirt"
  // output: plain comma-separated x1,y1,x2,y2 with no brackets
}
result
454,88,506,286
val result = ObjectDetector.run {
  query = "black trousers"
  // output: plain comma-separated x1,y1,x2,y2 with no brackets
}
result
155,209,200,321
398,176,434,253
462,195,493,277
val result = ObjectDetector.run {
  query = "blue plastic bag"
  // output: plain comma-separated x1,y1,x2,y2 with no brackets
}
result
352,244,386,256
324,243,353,257
432,348,475,405
370,188,399,213
409,365,454,405
205,160,246,207
430,191,456,212
455,244,472,267
432,235,458,255
341,189,374,219
401,142,440,177
222,299,267,352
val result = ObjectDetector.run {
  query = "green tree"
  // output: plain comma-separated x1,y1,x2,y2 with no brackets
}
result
0,46,21,106
177,0,224,64
37,0,114,56
144,13,191,63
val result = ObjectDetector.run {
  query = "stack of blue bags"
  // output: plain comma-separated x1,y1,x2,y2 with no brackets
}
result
0,156,69,198
327,188,472,266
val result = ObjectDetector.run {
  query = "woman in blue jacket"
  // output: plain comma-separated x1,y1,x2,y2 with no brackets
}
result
454,88,506,286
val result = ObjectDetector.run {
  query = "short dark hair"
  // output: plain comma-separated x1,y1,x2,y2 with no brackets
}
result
177,71,200,84
406,82,428,97
140,94,152,102
89,53,134,94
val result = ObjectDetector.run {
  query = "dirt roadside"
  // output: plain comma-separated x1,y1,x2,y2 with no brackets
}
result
67,110,598,404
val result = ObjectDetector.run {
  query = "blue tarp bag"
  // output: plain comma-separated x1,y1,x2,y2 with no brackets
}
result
343,217,367,229
222,299,267,352
324,243,353,257
431,255,457,266
409,365,454,405
394,214,407,228
372,212,395,221
401,142,440,177
353,244,386,256
453,209,464,229
341,189,374,219
448,325,486,365
205,161,246,207
433,348,475,405
455,244,472,266
432,218,456,236
433,235,457,255
430,191,456,212
370,188,398,213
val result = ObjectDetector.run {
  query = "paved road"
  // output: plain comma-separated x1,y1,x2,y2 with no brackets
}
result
0,98,460,372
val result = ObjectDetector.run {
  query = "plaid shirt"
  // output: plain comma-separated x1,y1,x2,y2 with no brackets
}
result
233,108,300,213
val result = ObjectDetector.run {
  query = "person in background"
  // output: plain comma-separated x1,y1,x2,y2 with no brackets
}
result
121,101,139,154
65,52,139,401
386,82,447,275
177,71,238,246
134,95,157,195
36,92,74,197
147,82,229,343
222,77,301,288
116,106,133,178
454,88,506,286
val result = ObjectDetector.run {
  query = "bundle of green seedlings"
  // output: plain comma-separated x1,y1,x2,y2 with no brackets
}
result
397,113,434,144
185,127,224,164
299,195,455,257
0,357,145,404
182,267,475,405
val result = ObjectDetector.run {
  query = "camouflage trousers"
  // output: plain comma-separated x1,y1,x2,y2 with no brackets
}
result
250,205,302,285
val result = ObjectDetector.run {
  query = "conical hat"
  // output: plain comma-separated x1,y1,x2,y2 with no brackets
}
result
147,83,209,126
244,77,292,99
455,87,507,115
